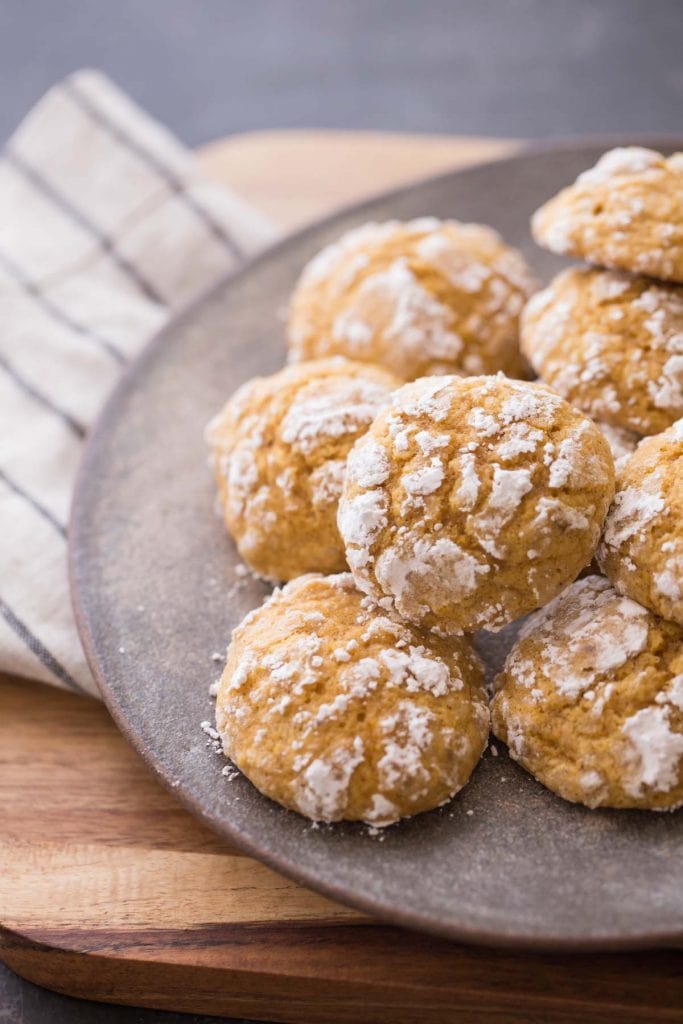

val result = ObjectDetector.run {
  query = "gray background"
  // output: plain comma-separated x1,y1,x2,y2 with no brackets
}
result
0,0,682,148
1,0,681,1021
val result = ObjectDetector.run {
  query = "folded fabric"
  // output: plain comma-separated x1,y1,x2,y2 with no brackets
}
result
0,70,277,697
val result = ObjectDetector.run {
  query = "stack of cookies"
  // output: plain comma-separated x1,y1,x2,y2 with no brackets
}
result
206,149,683,827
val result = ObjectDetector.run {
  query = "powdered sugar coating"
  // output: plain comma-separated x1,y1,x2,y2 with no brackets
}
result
215,573,489,825
532,147,683,283
338,374,614,633
521,266,683,436
492,576,683,810
621,706,683,801
598,420,683,627
206,358,399,581
288,218,536,381
516,576,650,699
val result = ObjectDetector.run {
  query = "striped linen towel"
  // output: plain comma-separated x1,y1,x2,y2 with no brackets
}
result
0,70,276,697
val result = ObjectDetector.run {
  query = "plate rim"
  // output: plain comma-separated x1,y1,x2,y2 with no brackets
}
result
70,134,683,952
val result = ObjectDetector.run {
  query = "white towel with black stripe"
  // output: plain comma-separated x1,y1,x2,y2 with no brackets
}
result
0,69,276,697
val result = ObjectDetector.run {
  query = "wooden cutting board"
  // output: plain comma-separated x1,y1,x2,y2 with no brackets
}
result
1,131,682,1024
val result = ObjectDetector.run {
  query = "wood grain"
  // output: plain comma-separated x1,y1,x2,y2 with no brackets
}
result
1,131,682,1023
199,129,517,231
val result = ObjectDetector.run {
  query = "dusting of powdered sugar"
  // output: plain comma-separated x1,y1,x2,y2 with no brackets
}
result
523,269,683,433
416,231,492,292
455,453,480,509
657,675,683,712
497,423,544,462
378,644,460,696
280,376,390,455
215,573,483,827
346,436,390,488
576,147,662,186
209,365,394,564
532,149,683,277
374,537,490,620
340,374,607,630
297,221,401,288
376,701,436,792
296,217,534,375
335,256,464,364
390,375,456,423
363,793,399,826
600,478,665,551
401,456,445,496
622,705,683,799
295,737,366,820
310,459,346,508
648,352,683,412
337,489,388,567
513,576,650,700
655,559,683,604
487,466,533,512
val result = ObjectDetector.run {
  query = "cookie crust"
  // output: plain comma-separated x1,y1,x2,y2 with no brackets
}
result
216,573,489,824
338,374,614,634
492,576,683,810
288,218,536,380
532,147,683,283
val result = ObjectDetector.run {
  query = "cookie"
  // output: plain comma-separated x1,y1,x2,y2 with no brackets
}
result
337,374,614,634
287,218,536,381
491,576,683,810
215,573,489,825
598,419,683,626
206,358,399,581
521,266,683,436
532,147,683,283
595,421,639,473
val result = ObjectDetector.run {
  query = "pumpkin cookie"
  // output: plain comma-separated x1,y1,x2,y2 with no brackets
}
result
521,266,683,436
595,421,639,472
215,573,489,825
491,576,683,810
532,147,683,283
288,218,536,381
206,358,399,581
338,374,614,634
598,420,683,626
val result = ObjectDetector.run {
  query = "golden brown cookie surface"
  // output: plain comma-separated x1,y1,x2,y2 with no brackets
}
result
338,374,614,634
598,420,683,626
521,266,683,436
491,576,683,810
532,147,683,282
215,573,489,825
288,218,536,381
206,358,399,581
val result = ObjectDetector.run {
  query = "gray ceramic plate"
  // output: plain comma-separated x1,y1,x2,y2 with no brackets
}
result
71,139,683,951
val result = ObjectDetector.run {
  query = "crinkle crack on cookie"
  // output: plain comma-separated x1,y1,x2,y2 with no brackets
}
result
215,573,489,825
491,576,683,810
206,357,399,581
521,266,683,436
338,374,615,634
598,419,683,626
287,218,536,381
532,147,683,283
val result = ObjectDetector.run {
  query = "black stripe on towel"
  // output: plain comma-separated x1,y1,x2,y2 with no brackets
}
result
0,248,126,366
0,596,88,694
0,468,67,537
0,351,86,438
4,148,165,305
63,77,245,261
